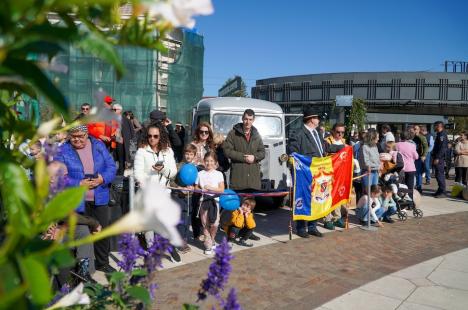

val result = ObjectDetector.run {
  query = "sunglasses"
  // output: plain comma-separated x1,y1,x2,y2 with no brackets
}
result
81,107,89,111
112,109,121,112
336,131,345,134
199,130,209,135
148,134,160,139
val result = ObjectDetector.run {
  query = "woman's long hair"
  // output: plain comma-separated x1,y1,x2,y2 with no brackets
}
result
364,128,378,147
143,123,170,151
193,122,214,150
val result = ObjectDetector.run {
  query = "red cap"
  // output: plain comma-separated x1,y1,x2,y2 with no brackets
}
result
104,95,115,104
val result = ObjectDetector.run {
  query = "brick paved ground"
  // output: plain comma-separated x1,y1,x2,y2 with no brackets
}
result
153,211,468,310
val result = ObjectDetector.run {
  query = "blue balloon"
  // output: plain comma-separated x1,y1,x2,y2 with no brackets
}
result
220,189,241,211
179,163,198,186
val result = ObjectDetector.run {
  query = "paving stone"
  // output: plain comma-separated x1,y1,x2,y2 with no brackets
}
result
397,301,442,310
321,289,402,310
407,286,468,310
428,268,468,291
360,275,415,300
152,212,468,310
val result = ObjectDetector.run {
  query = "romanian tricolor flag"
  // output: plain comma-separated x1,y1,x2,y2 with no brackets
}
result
290,146,353,221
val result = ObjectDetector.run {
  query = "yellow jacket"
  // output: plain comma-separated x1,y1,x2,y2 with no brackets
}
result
224,209,256,232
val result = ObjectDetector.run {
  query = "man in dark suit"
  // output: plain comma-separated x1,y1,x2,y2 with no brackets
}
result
431,121,448,198
288,106,324,238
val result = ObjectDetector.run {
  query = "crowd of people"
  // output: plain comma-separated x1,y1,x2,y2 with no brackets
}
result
21,96,468,286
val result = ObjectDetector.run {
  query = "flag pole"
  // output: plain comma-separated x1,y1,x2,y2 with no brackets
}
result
289,181,293,241
360,167,378,231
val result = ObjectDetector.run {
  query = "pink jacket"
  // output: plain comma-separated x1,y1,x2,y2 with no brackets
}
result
396,141,419,172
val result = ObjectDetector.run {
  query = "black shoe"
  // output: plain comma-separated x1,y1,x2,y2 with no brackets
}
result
434,193,447,199
383,217,395,224
424,181,430,185
308,229,323,238
297,231,310,238
248,233,260,241
96,264,117,273
359,220,368,226
170,249,181,263
236,239,254,247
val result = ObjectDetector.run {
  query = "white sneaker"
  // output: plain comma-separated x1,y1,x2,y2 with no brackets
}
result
204,249,212,255
211,243,217,250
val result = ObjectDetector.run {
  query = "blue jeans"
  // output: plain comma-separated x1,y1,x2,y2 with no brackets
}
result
356,205,386,222
296,220,317,233
382,206,397,220
424,153,432,182
415,159,424,189
362,170,379,192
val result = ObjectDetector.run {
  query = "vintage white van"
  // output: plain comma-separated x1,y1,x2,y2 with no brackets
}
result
192,97,290,202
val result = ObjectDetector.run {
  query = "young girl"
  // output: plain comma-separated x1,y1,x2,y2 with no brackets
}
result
196,151,225,255
356,185,384,227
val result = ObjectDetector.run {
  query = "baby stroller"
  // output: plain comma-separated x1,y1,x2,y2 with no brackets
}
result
379,154,423,221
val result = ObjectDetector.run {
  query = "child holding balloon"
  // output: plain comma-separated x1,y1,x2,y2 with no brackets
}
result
196,151,225,255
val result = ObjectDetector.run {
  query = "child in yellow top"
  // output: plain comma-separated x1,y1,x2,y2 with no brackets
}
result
224,198,257,247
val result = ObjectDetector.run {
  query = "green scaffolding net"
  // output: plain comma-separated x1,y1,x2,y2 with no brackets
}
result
41,29,203,126
167,30,204,126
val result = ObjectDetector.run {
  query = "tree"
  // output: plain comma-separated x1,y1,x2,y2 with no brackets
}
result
346,98,367,132
220,75,248,97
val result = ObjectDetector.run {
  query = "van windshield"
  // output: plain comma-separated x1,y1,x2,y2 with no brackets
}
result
213,114,282,137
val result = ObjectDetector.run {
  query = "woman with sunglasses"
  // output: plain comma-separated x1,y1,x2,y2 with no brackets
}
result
133,123,177,189
191,122,215,168
133,122,179,260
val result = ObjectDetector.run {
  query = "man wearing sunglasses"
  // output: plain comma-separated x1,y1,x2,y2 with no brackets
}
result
323,123,348,230
81,103,91,115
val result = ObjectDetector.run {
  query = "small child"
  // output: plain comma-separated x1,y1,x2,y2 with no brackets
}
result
171,144,198,254
380,185,397,223
356,184,384,227
224,198,257,247
196,151,225,255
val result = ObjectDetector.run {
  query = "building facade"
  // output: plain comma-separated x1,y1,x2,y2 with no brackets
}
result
252,72,468,132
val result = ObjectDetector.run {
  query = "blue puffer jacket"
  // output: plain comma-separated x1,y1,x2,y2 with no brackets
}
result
55,137,116,213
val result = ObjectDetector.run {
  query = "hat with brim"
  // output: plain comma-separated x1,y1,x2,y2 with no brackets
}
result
303,106,319,119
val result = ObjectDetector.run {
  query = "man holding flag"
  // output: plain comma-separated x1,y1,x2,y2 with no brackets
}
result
288,106,325,238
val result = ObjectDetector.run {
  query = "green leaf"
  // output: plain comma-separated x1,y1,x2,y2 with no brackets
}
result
131,269,148,277
2,58,69,117
41,186,87,224
126,286,151,305
35,158,50,203
0,162,34,207
109,271,126,285
75,31,125,80
183,304,200,310
49,248,75,268
19,255,52,305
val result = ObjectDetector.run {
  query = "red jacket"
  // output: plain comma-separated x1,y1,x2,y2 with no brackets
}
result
88,120,119,149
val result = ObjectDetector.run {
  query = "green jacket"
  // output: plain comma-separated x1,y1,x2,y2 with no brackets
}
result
414,134,428,157
223,123,265,190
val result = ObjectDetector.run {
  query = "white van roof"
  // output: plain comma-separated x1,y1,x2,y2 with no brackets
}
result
196,97,283,114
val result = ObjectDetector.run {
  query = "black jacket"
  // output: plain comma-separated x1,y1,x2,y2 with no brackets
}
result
288,125,325,158
431,130,448,160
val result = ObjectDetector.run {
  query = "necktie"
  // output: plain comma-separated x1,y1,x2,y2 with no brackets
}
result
312,129,323,157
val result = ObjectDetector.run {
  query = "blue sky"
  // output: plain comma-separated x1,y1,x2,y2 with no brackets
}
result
194,0,468,96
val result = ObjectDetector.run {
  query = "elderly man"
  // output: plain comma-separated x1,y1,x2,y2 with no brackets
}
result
288,106,324,238
80,103,91,116
55,125,117,273
223,109,265,241
112,103,135,174
410,125,428,193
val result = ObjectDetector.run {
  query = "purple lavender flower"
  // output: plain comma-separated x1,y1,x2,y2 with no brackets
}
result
148,283,158,300
144,234,172,274
198,238,233,301
223,288,242,310
43,142,58,164
117,234,145,273
49,168,68,196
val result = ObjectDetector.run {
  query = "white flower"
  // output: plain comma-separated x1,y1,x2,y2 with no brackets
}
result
108,179,183,246
37,117,61,137
146,0,214,28
46,283,90,310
